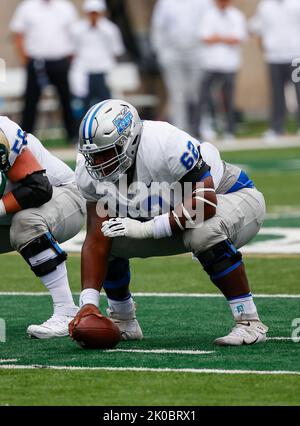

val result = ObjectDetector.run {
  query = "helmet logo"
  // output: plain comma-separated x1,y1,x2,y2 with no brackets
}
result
113,107,133,135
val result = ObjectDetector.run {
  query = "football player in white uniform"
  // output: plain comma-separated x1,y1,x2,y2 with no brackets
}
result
71,100,268,346
0,117,85,338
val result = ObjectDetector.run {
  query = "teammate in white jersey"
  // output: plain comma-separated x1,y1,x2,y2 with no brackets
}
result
0,117,85,339
71,100,268,346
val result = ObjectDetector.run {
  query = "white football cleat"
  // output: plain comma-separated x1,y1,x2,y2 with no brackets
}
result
214,320,269,346
27,313,77,339
106,304,143,341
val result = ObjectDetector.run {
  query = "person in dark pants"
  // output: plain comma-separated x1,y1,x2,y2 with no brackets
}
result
10,0,78,143
84,73,111,114
199,72,236,137
269,64,300,135
250,0,300,141
198,0,247,142
22,58,76,140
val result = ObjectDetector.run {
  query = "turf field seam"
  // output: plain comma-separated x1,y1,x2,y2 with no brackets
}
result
0,365,300,375
0,292,299,298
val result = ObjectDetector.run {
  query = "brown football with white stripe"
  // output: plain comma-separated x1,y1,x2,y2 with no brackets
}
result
72,314,121,349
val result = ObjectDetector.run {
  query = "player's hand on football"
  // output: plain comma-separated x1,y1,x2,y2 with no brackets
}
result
101,217,154,239
69,304,103,337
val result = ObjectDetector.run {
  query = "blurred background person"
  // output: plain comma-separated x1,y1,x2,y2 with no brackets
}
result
150,0,213,135
198,0,247,142
70,0,125,127
249,0,300,141
106,0,141,65
10,0,78,143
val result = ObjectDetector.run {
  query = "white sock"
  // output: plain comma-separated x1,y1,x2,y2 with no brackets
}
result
29,249,77,316
108,295,135,316
228,293,259,321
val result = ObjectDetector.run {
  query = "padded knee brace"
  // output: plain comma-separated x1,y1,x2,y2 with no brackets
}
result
20,232,67,277
196,239,242,281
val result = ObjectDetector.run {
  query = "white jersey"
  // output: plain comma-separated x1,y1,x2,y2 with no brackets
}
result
134,121,224,187
0,116,75,195
76,121,227,208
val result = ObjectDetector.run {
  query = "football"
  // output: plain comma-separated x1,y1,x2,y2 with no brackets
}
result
71,314,121,349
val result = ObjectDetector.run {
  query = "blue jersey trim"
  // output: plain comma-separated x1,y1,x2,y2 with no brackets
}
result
226,170,255,194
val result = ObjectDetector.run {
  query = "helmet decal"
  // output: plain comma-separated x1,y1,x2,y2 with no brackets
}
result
113,106,133,135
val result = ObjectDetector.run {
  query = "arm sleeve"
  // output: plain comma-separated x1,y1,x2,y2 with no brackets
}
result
179,161,211,185
198,12,214,39
66,1,79,24
10,3,28,33
234,13,248,42
248,6,263,35
11,170,53,210
110,25,126,57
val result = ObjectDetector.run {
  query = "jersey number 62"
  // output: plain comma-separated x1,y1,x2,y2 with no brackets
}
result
180,141,199,171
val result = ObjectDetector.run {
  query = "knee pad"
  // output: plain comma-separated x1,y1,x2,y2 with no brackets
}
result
196,239,242,281
103,258,130,290
20,232,67,277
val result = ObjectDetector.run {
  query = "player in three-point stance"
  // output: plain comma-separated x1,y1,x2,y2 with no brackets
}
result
70,99,268,345
0,117,85,338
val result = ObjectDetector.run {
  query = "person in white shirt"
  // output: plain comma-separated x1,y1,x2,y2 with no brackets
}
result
10,0,78,143
0,116,86,339
198,0,247,140
150,0,213,135
249,0,300,139
70,0,125,123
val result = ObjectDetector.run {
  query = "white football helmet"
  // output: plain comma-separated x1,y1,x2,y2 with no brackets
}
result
79,99,143,182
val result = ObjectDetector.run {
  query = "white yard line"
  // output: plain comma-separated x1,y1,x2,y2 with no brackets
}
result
0,364,299,375
132,293,300,299
104,349,214,355
0,359,19,363
0,292,299,298
267,337,297,341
